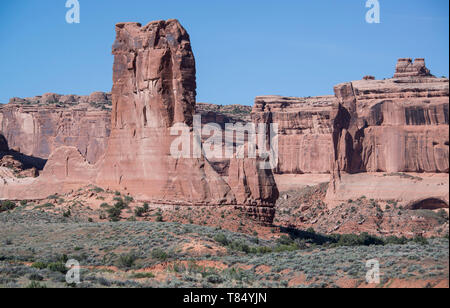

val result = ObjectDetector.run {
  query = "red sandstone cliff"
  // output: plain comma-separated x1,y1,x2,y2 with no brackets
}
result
1,58,447,179
0,92,111,164
331,58,449,178
0,20,279,224
94,20,278,221
252,95,336,174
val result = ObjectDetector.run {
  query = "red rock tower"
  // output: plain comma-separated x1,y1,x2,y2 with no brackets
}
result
96,20,278,223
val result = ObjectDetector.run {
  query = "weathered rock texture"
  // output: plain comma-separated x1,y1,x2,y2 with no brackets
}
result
327,59,449,206
252,95,336,174
331,59,449,177
0,20,277,224
91,20,278,222
0,93,111,165
0,97,249,168
40,146,97,183
394,58,432,78
96,20,222,203
0,146,96,200
196,103,252,128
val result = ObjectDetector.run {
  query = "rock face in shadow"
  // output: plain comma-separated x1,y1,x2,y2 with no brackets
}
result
0,134,8,152
0,93,111,164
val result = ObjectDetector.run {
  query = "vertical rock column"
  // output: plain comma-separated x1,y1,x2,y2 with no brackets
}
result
96,20,278,224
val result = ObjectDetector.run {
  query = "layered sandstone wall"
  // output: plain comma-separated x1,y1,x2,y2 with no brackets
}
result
1,20,279,225
327,59,449,206
331,60,449,176
0,92,111,164
1,58,447,180
196,103,251,128
252,95,336,174
0,97,249,167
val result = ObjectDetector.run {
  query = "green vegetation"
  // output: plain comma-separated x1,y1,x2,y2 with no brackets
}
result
132,272,155,279
26,281,47,288
124,196,134,203
34,203,55,210
116,254,137,269
213,228,430,255
0,208,447,288
134,203,150,217
105,197,131,222
0,201,16,213
151,248,169,261
31,260,67,274
89,186,105,193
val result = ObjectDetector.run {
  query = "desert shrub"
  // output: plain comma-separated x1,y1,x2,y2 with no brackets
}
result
124,196,134,203
437,209,449,220
273,244,298,253
113,198,127,210
132,272,155,279
143,203,149,212
251,246,273,254
277,235,294,246
412,235,429,245
27,281,47,288
135,203,151,217
116,254,137,269
214,234,229,246
28,273,44,281
332,233,384,247
47,262,67,274
228,241,250,253
134,207,146,217
31,262,48,270
155,213,163,222
34,203,55,209
151,248,168,261
306,227,316,234
97,277,111,286
107,205,123,221
207,274,224,284
90,186,104,193
383,236,408,245
0,200,16,212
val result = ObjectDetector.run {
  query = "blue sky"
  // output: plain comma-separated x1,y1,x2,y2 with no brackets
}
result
0,0,448,105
